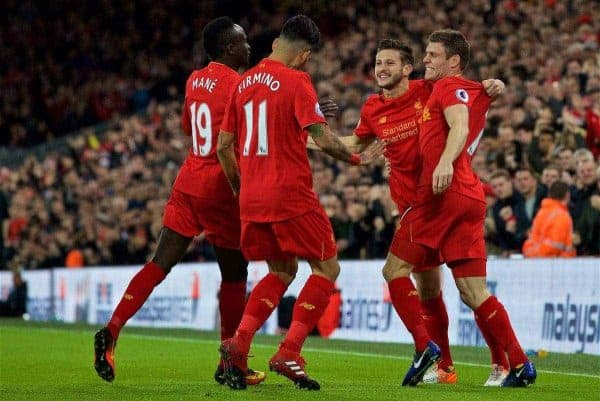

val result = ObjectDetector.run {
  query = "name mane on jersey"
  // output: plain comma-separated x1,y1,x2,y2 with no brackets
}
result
192,76,217,93
238,72,281,93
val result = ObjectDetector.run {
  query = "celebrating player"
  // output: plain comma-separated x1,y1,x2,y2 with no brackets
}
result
392,29,536,387
93,17,266,386
217,15,381,391
310,39,507,385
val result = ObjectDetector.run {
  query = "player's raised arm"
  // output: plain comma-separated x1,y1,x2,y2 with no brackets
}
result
307,122,382,165
217,130,241,196
432,104,469,194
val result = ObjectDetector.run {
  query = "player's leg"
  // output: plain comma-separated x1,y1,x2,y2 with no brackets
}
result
414,267,456,384
387,208,444,386
450,261,536,387
269,256,339,391
212,246,265,386
221,258,297,390
268,208,338,390
382,251,440,386
94,226,192,382
441,194,533,387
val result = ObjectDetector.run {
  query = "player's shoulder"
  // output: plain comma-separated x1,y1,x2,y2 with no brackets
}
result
433,76,481,91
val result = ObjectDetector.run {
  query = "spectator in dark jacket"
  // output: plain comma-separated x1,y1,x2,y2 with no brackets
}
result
490,169,530,254
0,271,28,317
514,167,545,222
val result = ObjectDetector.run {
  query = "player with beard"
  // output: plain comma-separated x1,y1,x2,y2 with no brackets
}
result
309,38,508,386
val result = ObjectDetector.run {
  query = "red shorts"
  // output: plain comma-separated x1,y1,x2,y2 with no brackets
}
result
390,207,441,272
163,188,241,249
393,191,487,266
241,208,337,262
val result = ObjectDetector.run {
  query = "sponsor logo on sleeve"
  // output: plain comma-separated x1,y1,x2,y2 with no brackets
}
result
455,89,469,103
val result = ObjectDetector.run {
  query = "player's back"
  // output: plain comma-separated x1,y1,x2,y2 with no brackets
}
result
418,76,491,203
227,58,325,222
174,62,239,197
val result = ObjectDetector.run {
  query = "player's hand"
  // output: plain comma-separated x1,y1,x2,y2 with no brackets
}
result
482,79,505,98
359,140,385,165
319,99,339,118
432,159,453,194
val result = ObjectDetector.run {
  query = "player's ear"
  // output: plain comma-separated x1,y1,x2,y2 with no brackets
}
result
272,37,280,51
449,54,461,69
403,63,413,76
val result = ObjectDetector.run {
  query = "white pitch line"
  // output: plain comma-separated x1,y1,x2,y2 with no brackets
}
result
6,326,600,379
122,333,600,380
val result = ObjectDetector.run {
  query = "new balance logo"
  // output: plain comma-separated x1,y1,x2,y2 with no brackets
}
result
378,116,387,124
409,290,419,297
260,298,275,308
124,294,134,300
300,302,315,310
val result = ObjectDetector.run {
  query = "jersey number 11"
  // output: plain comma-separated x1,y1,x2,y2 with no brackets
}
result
242,100,269,156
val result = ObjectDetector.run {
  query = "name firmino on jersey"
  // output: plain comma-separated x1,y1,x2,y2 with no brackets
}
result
238,72,281,93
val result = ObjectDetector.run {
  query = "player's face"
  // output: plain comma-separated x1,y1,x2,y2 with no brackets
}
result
423,42,451,81
374,49,406,90
230,25,251,67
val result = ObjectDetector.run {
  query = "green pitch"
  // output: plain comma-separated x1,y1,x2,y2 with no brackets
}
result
1,320,598,401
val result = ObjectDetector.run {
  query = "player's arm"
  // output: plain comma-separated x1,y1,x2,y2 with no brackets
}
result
217,130,241,196
432,104,469,194
307,134,374,152
482,79,505,101
307,123,381,165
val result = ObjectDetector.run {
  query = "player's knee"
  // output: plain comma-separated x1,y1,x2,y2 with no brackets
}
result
272,270,296,285
309,258,340,281
150,258,174,275
417,284,440,301
381,259,411,282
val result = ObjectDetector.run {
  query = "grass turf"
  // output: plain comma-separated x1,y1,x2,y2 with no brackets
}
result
1,319,598,401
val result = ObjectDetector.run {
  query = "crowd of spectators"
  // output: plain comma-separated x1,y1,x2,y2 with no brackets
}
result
1,0,599,269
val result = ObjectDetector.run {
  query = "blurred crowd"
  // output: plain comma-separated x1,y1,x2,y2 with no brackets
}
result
1,0,599,268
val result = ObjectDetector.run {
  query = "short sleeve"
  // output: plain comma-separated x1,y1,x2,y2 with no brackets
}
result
220,90,238,136
294,74,327,130
436,82,472,110
354,103,375,139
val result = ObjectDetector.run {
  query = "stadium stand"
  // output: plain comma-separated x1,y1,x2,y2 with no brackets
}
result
1,0,599,269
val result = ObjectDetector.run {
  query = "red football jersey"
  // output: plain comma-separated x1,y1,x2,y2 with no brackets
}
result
221,58,326,222
417,76,492,203
174,62,239,197
354,79,432,210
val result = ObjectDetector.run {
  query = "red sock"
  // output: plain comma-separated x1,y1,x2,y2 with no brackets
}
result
280,275,334,354
389,277,430,352
235,273,287,352
475,296,527,368
475,314,509,370
107,261,166,340
421,293,453,370
219,281,247,341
